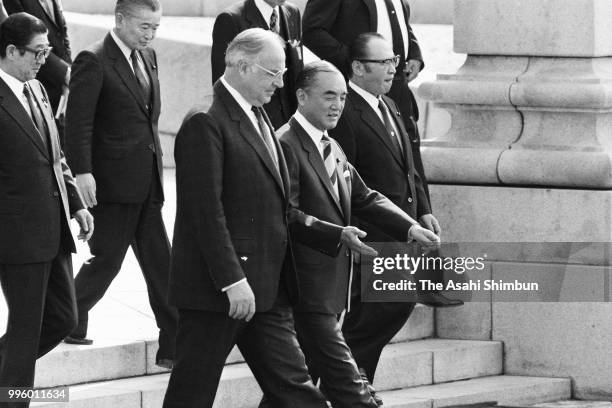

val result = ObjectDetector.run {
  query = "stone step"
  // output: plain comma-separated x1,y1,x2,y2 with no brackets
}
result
381,376,571,408
31,374,570,408
34,305,434,388
374,339,503,391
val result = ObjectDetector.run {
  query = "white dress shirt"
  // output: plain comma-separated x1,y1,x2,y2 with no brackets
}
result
0,67,31,117
293,110,339,198
254,0,280,32
109,29,147,78
349,81,384,123
374,0,409,59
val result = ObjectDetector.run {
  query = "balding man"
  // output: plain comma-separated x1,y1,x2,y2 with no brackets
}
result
163,28,327,408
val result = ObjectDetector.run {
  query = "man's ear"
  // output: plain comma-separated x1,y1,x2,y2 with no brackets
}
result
296,88,307,106
351,60,363,77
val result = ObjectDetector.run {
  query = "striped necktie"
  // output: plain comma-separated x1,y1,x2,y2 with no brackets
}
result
23,83,48,148
251,106,279,170
269,8,278,34
321,134,339,200
379,99,404,155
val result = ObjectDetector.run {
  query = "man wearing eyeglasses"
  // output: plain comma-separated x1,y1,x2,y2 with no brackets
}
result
63,0,177,369
327,32,444,406
0,13,93,404
211,0,303,130
163,28,327,408
4,0,73,146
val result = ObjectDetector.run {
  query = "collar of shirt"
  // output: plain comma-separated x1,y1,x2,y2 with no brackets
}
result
110,29,135,67
254,0,279,31
374,0,409,59
0,67,26,101
349,81,384,122
293,110,328,155
220,76,259,131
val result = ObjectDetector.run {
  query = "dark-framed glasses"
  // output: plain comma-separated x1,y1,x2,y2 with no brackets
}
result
21,46,53,61
253,63,288,80
357,55,400,68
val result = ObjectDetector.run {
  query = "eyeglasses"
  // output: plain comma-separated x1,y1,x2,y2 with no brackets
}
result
357,55,400,68
21,46,53,61
253,63,288,80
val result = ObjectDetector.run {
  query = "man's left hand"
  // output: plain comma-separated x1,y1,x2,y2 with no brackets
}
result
74,209,94,241
419,214,441,236
406,59,422,82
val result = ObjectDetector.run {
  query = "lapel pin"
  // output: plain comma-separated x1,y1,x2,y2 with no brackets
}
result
240,256,248,261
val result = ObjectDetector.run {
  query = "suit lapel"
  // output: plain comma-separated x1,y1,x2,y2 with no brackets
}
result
141,50,159,114
0,79,49,159
216,82,285,197
350,89,404,169
38,0,58,28
290,117,344,217
383,95,410,169
245,0,269,28
335,159,351,223
362,0,378,30
29,81,58,161
105,35,149,116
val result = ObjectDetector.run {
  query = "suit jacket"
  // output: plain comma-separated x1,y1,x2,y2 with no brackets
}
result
4,0,71,110
211,0,303,129
302,0,423,79
169,81,295,312
65,33,163,204
0,77,83,264
330,90,430,242
281,116,417,314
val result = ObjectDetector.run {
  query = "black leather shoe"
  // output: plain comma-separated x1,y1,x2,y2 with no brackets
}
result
156,358,173,370
417,291,464,308
359,368,383,406
64,335,93,345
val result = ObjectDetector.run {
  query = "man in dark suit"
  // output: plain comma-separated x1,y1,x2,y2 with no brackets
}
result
64,0,177,369
0,13,92,405
277,60,439,407
303,0,429,194
211,0,302,129
328,33,455,404
163,28,327,408
4,0,71,115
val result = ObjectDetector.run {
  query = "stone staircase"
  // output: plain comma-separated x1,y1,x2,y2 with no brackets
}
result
30,305,571,408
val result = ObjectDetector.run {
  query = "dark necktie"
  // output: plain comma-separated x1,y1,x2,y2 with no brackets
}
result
378,99,404,156
321,134,339,200
23,83,48,148
130,50,152,109
251,106,279,170
269,8,278,34
383,0,405,61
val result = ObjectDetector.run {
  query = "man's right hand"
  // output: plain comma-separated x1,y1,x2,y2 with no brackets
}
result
76,173,97,208
341,226,378,256
409,225,440,246
226,280,256,321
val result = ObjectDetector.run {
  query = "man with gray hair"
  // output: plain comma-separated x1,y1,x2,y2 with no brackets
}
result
163,28,328,407
63,0,177,369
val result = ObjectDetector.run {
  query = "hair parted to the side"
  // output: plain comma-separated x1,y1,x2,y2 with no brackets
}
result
115,0,161,16
225,27,285,67
0,12,47,58
348,32,386,76
295,60,342,92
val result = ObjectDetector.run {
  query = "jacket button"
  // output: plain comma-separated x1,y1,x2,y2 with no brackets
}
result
52,191,59,197
407,197,413,203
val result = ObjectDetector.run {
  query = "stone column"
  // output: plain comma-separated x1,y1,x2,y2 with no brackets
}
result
420,0,612,188
419,0,612,399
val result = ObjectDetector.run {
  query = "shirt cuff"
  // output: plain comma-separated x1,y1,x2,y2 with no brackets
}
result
221,278,247,292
